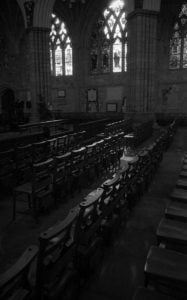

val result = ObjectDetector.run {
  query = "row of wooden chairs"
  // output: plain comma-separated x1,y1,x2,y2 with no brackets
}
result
135,154,187,299
105,119,133,136
12,132,126,220
0,129,168,300
0,125,176,300
0,131,86,188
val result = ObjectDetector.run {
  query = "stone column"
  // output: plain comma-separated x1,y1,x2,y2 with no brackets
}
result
127,9,158,112
26,27,51,122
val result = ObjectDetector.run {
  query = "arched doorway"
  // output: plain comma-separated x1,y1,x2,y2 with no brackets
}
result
0,88,17,130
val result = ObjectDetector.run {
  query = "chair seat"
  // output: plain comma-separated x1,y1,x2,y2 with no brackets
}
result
157,218,187,245
170,188,187,203
176,179,187,189
144,246,187,284
133,287,174,300
179,170,187,178
14,182,32,194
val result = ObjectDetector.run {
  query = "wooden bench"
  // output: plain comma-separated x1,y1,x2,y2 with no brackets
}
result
144,246,187,298
156,217,187,253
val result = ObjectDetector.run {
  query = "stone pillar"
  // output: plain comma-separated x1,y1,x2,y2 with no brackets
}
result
127,10,158,112
27,27,51,122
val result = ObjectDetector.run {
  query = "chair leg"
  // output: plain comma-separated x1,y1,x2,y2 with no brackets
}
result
31,195,38,221
12,191,17,221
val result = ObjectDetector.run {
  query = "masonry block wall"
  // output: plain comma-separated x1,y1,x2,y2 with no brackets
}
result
157,0,187,114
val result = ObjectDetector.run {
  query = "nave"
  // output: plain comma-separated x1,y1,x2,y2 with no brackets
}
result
0,123,186,299
79,127,187,300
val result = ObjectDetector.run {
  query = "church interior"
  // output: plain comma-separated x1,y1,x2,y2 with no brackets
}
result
0,0,187,299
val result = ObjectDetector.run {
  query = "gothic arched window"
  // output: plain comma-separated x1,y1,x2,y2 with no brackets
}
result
169,3,187,69
90,0,127,74
50,14,73,76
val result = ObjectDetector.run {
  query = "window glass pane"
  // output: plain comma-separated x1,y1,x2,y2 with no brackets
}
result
113,39,122,72
90,50,98,73
124,42,127,72
65,44,73,75
183,36,187,68
55,45,63,76
169,35,181,69
50,14,73,76
101,44,110,73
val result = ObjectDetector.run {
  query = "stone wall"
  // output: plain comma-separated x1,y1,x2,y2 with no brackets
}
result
156,0,187,114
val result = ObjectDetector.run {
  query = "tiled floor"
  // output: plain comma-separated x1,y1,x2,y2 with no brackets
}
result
0,127,186,299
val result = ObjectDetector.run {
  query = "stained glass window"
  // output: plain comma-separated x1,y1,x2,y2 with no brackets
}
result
169,3,187,69
90,0,127,74
50,14,73,76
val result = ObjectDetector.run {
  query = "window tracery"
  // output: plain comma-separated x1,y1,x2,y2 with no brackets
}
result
90,0,127,74
169,3,187,69
50,14,73,76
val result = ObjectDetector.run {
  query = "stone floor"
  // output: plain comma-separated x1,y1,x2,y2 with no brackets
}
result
0,127,186,299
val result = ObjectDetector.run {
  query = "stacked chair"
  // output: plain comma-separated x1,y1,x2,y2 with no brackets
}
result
0,120,178,300
136,146,187,299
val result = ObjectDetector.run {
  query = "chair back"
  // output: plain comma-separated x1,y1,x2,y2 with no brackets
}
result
32,158,54,198
0,149,15,186
0,246,38,300
32,141,50,163
56,135,68,155
36,208,79,300
15,144,32,184
75,188,104,245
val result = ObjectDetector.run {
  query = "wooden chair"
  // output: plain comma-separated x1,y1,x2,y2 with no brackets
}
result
100,174,122,243
13,158,54,220
165,201,187,222
103,136,113,172
14,144,32,185
156,217,187,253
56,135,68,155
94,139,105,177
74,188,104,275
70,147,86,192
133,287,175,300
32,141,50,163
137,150,151,193
46,138,57,157
115,164,130,224
144,246,187,298
36,208,79,300
85,143,97,184
68,133,77,151
0,245,38,300
0,149,15,190
54,152,72,202
125,156,139,209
